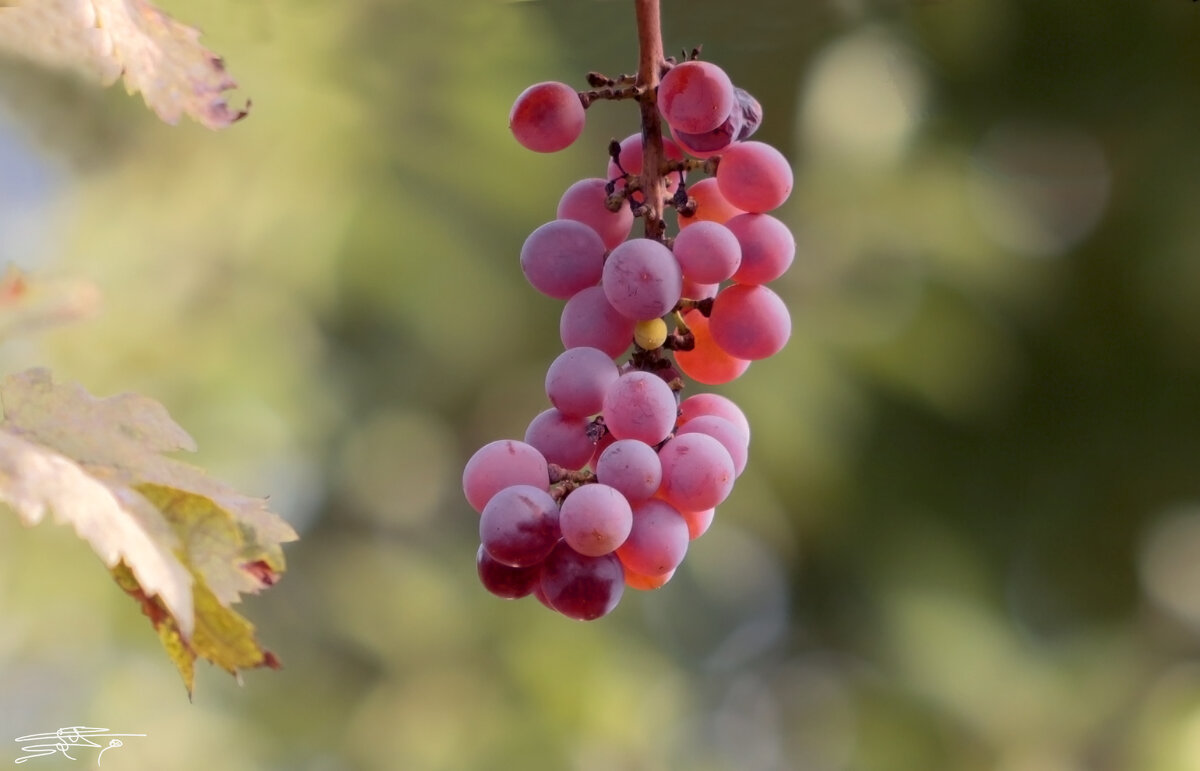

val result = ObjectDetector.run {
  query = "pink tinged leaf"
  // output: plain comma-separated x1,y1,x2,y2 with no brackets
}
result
94,0,250,129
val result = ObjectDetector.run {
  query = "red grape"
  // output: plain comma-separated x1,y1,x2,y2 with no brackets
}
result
726,213,795,285
674,309,750,385
477,544,541,599
709,283,791,360
681,507,715,540
509,81,586,153
616,498,690,576
658,61,735,134
479,485,561,568
540,543,625,620
677,177,744,229
715,141,793,213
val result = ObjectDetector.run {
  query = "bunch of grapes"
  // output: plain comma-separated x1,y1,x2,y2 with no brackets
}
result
464,50,794,621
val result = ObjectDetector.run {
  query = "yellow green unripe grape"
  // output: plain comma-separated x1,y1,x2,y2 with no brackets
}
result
634,318,668,350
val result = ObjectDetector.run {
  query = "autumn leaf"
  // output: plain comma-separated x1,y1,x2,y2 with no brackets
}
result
0,0,249,129
0,265,101,339
0,368,296,694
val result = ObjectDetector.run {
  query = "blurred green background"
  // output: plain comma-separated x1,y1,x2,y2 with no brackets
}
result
2,0,1200,768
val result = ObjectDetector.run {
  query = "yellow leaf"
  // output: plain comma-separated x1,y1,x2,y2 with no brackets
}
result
0,368,296,692
0,0,249,129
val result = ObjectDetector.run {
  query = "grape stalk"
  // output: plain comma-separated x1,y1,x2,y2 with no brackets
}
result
464,0,794,620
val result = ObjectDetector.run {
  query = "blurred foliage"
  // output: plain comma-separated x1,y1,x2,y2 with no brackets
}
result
2,0,1200,769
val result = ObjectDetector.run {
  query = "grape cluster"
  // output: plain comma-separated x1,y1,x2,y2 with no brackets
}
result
464,53,794,620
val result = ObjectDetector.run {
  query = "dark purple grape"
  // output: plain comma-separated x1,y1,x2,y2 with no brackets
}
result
733,87,762,141
476,544,541,599
673,88,762,156
539,543,625,620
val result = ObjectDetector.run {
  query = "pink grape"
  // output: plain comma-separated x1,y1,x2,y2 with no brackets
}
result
658,432,736,512
726,213,795,284
677,177,744,229
676,415,749,477
557,178,634,250
681,278,719,300
524,408,595,470
602,238,683,321
462,439,549,513
678,392,751,439
715,141,793,213
616,498,690,576
509,81,586,153
479,485,561,568
709,283,791,360
520,219,606,300
608,133,686,193
671,220,741,284
623,565,675,591
658,61,735,134
674,309,750,386
559,483,634,556
602,371,678,446
595,438,662,502
545,347,619,418
539,542,625,620
477,544,541,599
681,508,715,539
560,285,635,359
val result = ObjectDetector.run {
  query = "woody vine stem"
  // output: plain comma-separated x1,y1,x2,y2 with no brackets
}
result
635,0,668,241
